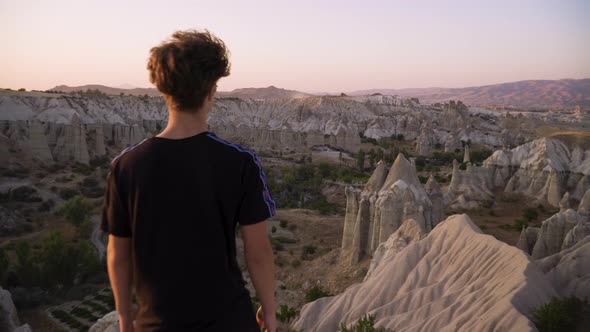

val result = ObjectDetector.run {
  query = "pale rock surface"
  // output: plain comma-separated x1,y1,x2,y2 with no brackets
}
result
0,287,31,332
28,120,53,162
484,137,590,207
424,175,444,225
342,155,438,264
365,218,425,280
89,311,119,332
293,214,556,332
573,175,590,201
559,191,571,212
445,160,494,209
531,209,582,259
579,188,590,218
516,226,540,255
0,92,538,166
463,144,471,163
536,235,590,299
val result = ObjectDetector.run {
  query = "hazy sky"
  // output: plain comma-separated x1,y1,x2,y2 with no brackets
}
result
1,0,589,92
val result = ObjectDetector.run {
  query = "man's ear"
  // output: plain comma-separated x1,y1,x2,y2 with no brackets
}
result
207,85,217,102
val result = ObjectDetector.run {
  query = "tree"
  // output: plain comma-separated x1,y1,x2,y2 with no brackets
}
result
38,232,78,287
59,196,93,226
77,240,102,282
376,149,384,163
390,146,399,164
368,149,376,168
357,150,365,171
15,241,38,287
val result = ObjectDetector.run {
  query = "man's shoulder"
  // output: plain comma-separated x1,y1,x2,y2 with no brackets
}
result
110,138,153,170
205,132,259,163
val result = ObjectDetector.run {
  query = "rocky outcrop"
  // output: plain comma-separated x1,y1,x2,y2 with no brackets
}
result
463,144,471,163
52,114,90,164
537,235,590,299
89,311,119,332
559,192,571,212
516,226,540,254
0,287,31,332
424,175,444,225
414,126,435,157
28,120,53,162
364,218,425,280
484,137,590,207
518,189,590,259
342,155,441,265
445,160,494,209
0,92,540,167
293,214,556,332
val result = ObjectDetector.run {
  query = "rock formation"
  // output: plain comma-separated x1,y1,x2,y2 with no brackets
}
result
342,155,441,265
414,126,436,157
463,144,471,163
518,189,590,259
89,311,119,332
424,175,444,225
484,137,590,207
559,192,570,212
0,287,31,332
537,235,590,299
445,160,494,210
293,214,557,332
0,91,544,167
28,120,53,162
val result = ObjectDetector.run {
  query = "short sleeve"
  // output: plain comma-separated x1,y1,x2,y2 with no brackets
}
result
238,155,276,226
101,169,132,237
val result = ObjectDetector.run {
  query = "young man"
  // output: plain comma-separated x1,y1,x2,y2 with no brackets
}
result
102,30,277,332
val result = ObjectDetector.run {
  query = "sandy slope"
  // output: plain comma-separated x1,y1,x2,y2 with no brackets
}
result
292,214,556,332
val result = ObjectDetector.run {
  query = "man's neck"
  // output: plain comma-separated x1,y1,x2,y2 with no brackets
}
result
157,108,209,139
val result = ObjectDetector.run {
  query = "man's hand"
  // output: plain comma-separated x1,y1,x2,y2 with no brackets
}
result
263,310,277,332
257,306,277,332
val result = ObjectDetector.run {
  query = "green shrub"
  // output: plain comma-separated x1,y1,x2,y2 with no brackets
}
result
276,304,298,323
72,163,95,176
523,208,539,222
301,245,317,260
305,286,331,303
58,187,79,200
291,259,301,268
280,220,288,228
271,226,277,233
532,296,590,332
340,315,386,332
275,237,297,244
514,218,528,230
58,195,93,226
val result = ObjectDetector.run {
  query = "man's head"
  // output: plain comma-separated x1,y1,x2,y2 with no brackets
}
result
147,30,230,113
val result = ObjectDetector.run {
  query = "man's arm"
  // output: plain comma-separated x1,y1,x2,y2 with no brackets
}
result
241,221,277,332
107,235,134,332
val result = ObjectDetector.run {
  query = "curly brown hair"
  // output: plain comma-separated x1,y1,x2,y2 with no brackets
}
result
147,29,230,111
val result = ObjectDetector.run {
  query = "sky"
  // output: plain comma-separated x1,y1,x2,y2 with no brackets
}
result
0,0,589,93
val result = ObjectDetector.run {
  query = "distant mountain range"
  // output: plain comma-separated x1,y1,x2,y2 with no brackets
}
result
350,79,590,109
50,84,162,97
50,78,590,109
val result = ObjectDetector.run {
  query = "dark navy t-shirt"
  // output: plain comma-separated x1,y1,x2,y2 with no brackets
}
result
101,131,276,331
